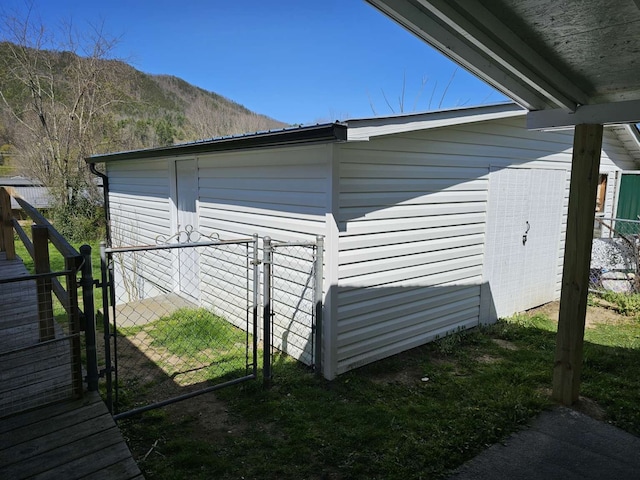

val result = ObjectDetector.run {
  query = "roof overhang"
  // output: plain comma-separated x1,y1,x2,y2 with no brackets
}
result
345,103,640,163
366,0,640,129
345,103,525,141
87,102,640,163
527,99,640,130
86,123,348,163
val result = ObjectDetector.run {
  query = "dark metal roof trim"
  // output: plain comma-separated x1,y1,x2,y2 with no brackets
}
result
86,123,347,163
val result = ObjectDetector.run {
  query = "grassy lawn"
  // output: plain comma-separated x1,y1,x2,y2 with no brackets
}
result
117,308,251,388
14,235,103,306
14,235,102,278
13,235,104,345
118,304,640,480
10,232,640,478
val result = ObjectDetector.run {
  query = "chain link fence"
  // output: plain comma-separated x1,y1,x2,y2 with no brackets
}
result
101,234,259,419
590,217,640,294
263,237,323,383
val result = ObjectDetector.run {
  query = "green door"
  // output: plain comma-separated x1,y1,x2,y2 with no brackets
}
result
616,173,640,234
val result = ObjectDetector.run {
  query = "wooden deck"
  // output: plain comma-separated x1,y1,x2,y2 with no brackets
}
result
0,252,40,351
0,252,75,417
0,252,143,479
0,392,143,480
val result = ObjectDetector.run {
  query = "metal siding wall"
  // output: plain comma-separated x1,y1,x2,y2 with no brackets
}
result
7,186,52,209
484,168,566,318
197,146,329,241
101,120,638,377
334,117,639,375
107,160,174,303
336,138,488,374
456,121,636,300
197,145,330,365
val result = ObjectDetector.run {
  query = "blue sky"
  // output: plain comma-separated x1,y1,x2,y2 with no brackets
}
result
2,0,507,125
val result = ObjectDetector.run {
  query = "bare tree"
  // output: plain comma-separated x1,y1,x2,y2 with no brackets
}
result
370,68,468,116
0,4,122,217
168,77,284,141
186,94,226,140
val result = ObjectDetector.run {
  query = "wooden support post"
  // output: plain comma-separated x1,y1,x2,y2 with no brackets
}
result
33,224,55,342
0,187,15,260
552,123,603,405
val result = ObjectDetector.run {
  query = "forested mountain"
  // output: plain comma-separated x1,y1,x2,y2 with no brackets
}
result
0,41,286,175
0,39,287,239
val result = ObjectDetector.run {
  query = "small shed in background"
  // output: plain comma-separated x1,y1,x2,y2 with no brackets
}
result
0,176,53,215
87,103,640,379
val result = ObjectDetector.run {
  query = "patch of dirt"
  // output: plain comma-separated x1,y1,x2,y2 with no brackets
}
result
427,356,469,377
573,396,608,421
369,365,426,386
528,300,629,328
527,302,623,424
475,354,500,364
124,391,249,470
111,328,252,448
163,392,248,441
491,339,519,350
536,388,607,422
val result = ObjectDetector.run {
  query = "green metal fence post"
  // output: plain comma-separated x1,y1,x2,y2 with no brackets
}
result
81,244,99,392
263,236,272,388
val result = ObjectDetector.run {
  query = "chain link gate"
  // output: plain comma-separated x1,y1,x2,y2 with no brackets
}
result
99,231,259,419
262,236,323,385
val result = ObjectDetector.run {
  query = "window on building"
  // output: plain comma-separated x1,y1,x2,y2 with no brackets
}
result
595,174,607,213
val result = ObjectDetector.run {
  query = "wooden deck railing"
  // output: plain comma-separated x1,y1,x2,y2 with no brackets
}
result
0,186,85,399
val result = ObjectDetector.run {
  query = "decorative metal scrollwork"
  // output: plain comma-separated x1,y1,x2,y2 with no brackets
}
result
155,225,220,245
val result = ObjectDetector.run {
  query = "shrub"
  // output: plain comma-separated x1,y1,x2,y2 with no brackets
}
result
51,200,105,242
599,290,640,316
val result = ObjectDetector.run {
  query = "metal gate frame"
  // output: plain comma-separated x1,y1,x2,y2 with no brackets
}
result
262,236,324,386
99,234,260,420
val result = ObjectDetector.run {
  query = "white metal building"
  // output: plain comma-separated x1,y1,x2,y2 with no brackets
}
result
87,103,640,379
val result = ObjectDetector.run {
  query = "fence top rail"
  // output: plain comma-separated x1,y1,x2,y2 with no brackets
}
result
0,332,80,356
10,191,81,261
598,217,640,225
106,237,257,254
0,269,75,285
270,240,319,248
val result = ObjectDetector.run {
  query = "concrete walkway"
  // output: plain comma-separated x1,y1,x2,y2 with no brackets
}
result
115,292,197,327
450,407,640,480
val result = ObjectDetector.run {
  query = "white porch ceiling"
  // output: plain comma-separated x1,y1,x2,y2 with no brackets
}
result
366,0,640,128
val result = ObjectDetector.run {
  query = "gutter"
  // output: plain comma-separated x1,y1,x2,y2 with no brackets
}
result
86,123,348,164
88,162,112,246
625,123,640,154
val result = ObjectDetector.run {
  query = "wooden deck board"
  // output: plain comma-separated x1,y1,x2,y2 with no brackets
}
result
0,395,90,434
0,253,143,479
0,392,143,480
1,341,71,372
0,253,76,417
0,400,106,449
